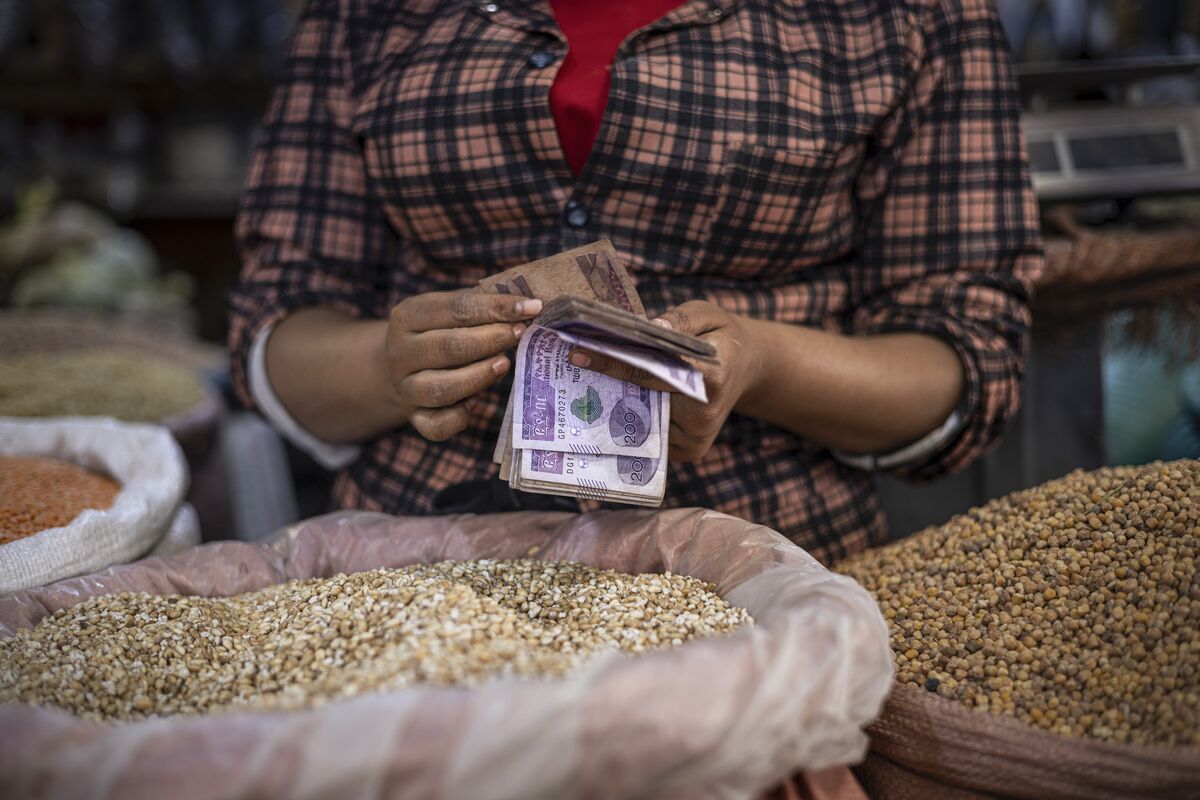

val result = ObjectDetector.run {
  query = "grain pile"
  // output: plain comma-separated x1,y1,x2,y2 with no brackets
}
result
837,461,1199,747
0,455,120,543
0,560,751,720
0,348,204,421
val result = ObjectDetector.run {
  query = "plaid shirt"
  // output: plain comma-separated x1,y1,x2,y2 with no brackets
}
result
230,0,1042,564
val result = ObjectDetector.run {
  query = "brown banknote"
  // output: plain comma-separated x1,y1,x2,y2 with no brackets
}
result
476,239,645,317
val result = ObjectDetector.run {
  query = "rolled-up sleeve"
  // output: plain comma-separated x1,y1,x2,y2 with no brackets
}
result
844,0,1043,480
228,0,395,410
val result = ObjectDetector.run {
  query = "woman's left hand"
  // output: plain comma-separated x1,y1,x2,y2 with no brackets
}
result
567,301,766,463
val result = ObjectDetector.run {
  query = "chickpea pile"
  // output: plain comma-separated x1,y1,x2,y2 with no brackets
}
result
837,461,1198,747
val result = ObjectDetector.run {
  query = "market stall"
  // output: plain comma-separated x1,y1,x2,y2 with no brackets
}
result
1,1,1198,798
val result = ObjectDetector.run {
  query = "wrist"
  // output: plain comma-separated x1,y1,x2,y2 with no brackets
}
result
266,309,407,443
732,316,777,413
366,319,411,425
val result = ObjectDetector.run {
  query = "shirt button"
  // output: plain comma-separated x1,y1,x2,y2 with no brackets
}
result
479,2,498,13
564,200,590,228
528,50,558,69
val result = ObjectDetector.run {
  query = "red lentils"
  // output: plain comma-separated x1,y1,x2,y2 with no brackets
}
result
0,455,120,543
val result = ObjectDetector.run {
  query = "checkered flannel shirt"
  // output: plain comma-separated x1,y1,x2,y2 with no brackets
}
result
229,0,1043,564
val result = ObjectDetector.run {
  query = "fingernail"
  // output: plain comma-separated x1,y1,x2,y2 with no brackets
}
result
512,323,527,339
652,318,672,329
464,397,478,411
517,299,543,316
569,351,591,369
492,357,509,375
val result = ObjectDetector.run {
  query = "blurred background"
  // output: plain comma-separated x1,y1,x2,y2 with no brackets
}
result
0,0,1198,542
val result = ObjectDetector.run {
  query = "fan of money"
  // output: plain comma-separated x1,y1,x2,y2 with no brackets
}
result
535,296,715,401
480,241,712,507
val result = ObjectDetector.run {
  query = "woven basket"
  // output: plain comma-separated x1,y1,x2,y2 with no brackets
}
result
1037,227,1200,291
1034,223,1200,347
857,683,1200,800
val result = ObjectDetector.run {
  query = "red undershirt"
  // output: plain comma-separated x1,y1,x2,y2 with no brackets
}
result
548,0,687,176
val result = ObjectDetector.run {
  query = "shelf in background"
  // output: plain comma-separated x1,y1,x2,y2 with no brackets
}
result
0,74,274,115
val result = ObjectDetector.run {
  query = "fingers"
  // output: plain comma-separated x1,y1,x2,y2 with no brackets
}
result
655,301,726,336
410,401,473,442
667,420,716,463
566,349,675,393
411,321,527,369
667,440,711,463
402,355,510,409
395,291,542,333
564,347,720,462
405,351,510,441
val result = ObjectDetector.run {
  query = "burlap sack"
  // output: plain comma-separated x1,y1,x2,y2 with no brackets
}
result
856,682,1200,800
0,508,893,800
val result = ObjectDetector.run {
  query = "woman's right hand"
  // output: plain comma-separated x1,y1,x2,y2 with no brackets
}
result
384,290,542,441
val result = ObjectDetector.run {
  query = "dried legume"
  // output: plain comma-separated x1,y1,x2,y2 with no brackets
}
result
837,461,1199,747
0,455,120,543
0,348,204,421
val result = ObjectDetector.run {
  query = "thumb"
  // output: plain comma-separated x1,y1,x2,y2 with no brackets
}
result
655,301,724,336
567,349,674,393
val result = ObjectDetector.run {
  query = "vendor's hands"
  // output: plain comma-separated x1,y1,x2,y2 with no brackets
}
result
567,301,765,462
385,290,542,441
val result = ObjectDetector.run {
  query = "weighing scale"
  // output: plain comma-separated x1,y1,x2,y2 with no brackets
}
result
1018,56,1200,202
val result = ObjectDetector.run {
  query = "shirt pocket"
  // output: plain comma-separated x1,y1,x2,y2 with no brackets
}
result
694,141,863,279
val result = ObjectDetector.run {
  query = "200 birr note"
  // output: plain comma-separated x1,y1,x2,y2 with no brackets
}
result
512,444,667,506
512,325,662,458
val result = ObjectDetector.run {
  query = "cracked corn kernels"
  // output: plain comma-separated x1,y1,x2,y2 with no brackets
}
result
0,560,752,720
837,461,1199,747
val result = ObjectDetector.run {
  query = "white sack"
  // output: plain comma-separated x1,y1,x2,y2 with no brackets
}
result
0,417,188,593
146,504,201,558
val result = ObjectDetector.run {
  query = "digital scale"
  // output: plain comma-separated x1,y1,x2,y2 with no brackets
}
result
1017,57,1200,202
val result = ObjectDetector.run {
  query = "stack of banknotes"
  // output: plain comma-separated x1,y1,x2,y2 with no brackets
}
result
480,241,713,506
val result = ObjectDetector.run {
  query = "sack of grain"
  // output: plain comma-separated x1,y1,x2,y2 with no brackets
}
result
146,503,202,558
0,417,192,593
858,684,1198,800
0,508,893,800
0,310,225,462
837,461,1200,800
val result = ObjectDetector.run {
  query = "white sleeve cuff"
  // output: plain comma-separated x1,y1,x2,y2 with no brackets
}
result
832,407,966,472
248,325,362,471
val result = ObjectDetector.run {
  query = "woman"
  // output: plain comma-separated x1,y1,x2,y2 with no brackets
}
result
230,0,1041,564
